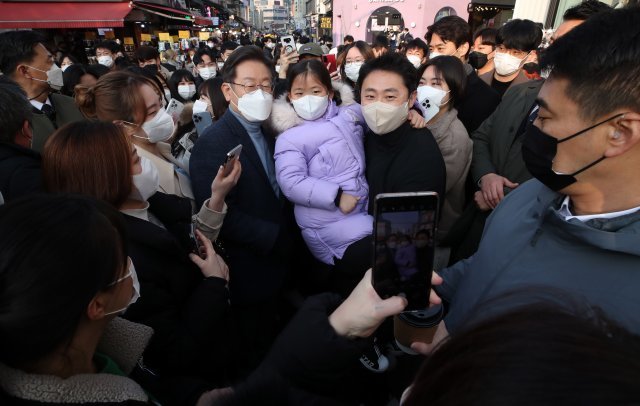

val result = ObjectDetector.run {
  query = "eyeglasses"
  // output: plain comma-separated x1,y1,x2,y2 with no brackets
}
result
229,81,274,94
346,58,365,64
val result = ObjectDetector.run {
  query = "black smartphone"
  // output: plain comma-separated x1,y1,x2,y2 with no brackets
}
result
221,144,242,177
189,223,203,257
372,192,439,311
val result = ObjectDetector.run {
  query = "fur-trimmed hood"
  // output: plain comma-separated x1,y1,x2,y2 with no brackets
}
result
0,318,153,404
269,81,355,135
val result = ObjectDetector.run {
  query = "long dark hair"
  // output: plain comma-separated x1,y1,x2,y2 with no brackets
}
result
0,194,128,369
200,77,228,120
286,59,341,106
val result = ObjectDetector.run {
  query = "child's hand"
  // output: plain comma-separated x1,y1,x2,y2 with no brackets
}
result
339,193,360,214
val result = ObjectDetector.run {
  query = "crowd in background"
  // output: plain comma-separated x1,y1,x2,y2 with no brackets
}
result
2,1,640,404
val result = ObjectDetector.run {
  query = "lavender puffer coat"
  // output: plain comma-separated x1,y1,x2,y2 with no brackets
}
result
272,82,373,265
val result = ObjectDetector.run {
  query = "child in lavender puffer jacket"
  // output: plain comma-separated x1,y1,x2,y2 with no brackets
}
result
271,60,372,269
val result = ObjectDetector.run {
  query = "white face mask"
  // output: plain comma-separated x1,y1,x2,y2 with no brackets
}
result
291,95,329,121
198,66,217,80
163,88,171,102
231,87,273,122
132,155,159,201
192,98,210,115
493,51,528,76
178,84,196,100
362,101,409,135
266,42,275,49
27,64,64,91
217,61,225,70
416,85,450,122
104,260,141,316
407,54,422,69
429,51,444,59
61,64,72,72
344,62,364,83
141,108,175,143
97,55,114,68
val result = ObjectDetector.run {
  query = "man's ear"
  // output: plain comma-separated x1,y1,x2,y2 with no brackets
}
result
15,119,33,149
604,112,640,158
221,82,233,103
409,90,417,107
458,43,470,58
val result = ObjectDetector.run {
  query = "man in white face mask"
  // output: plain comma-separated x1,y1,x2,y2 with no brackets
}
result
0,30,84,153
477,19,541,97
94,40,119,71
190,45,298,371
358,53,446,213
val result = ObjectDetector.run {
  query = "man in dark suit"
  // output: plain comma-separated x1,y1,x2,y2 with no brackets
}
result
0,31,85,152
190,45,299,375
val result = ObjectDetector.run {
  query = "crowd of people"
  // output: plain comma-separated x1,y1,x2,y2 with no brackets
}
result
1,1,640,404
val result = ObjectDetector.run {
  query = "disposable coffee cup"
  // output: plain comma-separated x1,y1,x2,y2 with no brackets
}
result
394,304,444,355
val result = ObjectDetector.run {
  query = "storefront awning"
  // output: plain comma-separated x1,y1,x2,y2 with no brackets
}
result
0,2,132,29
133,1,199,23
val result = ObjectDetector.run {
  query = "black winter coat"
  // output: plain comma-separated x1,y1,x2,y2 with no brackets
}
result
0,142,42,202
121,192,232,388
456,70,501,135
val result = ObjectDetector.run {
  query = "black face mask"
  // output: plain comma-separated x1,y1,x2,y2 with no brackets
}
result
522,113,624,191
143,64,159,76
468,51,488,70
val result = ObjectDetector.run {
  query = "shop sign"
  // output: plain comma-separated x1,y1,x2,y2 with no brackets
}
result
179,30,190,39
320,17,332,29
159,32,171,41
124,37,135,45
199,32,210,40
141,33,152,41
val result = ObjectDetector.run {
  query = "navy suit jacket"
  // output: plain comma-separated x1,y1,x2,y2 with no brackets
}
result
190,109,294,305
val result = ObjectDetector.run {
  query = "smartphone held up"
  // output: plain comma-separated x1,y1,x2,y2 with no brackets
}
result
372,192,439,311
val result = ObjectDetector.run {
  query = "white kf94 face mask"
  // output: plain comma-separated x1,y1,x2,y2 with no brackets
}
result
291,95,329,121
362,101,409,135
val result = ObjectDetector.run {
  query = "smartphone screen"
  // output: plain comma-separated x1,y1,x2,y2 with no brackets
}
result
372,192,439,310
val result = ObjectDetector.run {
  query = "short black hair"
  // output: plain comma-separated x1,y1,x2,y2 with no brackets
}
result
356,52,418,102
0,76,32,143
0,30,46,77
94,40,120,54
473,27,498,48
540,7,640,121
200,77,229,120
373,34,389,49
496,19,542,52
563,0,612,21
344,35,354,43
221,45,273,84
134,45,160,62
220,41,239,55
61,64,92,97
168,69,197,102
193,48,216,66
418,55,467,106
405,38,429,57
425,16,472,55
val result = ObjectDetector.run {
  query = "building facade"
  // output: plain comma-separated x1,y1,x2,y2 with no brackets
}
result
331,0,469,45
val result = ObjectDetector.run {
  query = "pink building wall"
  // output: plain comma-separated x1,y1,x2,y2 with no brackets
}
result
331,0,469,44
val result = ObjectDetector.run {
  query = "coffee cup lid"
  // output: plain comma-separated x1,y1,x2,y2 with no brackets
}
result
398,304,444,327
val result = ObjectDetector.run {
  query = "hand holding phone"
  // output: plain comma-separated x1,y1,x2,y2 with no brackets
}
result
221,144,242,177
372,192,439,310
188,227,230,281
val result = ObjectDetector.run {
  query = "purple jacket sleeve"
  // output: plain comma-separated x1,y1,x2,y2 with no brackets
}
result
274,134,340,211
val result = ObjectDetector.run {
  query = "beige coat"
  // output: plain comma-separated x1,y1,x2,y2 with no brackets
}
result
427,108,472,240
